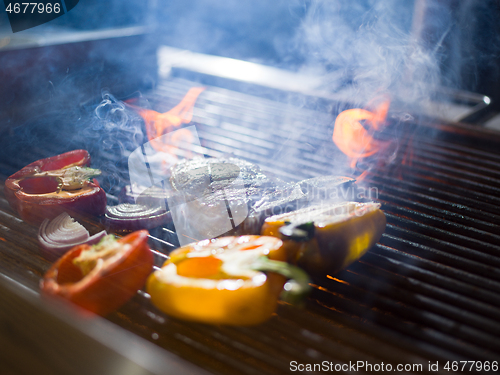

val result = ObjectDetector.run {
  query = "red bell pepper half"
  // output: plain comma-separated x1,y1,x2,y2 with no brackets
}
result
4,150,107,223
40,230,154,316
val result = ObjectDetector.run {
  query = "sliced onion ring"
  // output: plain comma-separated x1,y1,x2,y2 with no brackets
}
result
104,203,171,231
38,212,107,260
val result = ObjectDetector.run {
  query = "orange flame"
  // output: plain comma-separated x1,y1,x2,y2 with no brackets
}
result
332,99,391,175
129,87,206,155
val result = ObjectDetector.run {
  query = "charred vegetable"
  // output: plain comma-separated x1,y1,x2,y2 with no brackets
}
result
261,202,386,275
104,203,171,232
147,235,310,325
4,150,107,224
38,212,107,260
40,230,154,316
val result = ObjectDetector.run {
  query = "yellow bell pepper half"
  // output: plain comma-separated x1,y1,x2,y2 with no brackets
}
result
147,235,311,326
261,202,386,276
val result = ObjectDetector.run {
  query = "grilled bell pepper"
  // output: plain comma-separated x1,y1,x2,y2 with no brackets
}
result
147,235,310,325
4,150,106,223
261,202,386,275
40,230,154,316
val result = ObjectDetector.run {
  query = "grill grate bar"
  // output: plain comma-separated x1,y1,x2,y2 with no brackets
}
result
372,178,500,223
362,250,500,309
199,138,315,181
388,135,500,171
347,259,500,321
395,162,500,195
373,243,500,295
406,158,500,188
368,174,500,216
316,273,500,344
382,204,500,252
313,277,500,356
336,265,500,335
310,283,500,362
378,169,500,205
194,111,333,150
409,147,500,178
157,82,333,124
380,191,500,237
273,310,432,368
282,302,463,365
191,322,358,374
415,136,500,164
380,230,500,283
196,129,332,180
383,224,500,272
196,122,328,163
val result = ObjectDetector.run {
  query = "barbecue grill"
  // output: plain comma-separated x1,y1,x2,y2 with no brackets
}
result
2,1,500,369
2,56,500,373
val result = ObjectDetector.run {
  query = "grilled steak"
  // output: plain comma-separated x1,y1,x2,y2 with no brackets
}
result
119,157,355,244
166,157,303,244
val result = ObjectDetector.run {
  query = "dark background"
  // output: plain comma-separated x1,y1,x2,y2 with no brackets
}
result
46,0,500,107
1,0,500,114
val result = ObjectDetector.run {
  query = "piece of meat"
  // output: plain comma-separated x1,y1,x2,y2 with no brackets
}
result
169,157,274,198
167,157,306,244
119,157,356,244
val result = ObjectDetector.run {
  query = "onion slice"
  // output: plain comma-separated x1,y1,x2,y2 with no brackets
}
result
38,212,107,260
104,203,171,231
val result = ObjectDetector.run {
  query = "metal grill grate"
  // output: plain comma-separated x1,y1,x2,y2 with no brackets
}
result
1,78,500,374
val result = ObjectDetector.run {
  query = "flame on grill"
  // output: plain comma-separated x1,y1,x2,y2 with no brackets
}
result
332,98,391,180
129,87,206,157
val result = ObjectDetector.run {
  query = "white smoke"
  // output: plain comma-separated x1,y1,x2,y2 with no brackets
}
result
290,0,443,110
